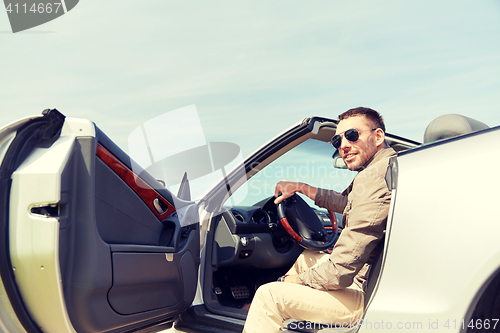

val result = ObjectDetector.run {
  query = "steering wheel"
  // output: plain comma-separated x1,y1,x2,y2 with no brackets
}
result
276,193,338,250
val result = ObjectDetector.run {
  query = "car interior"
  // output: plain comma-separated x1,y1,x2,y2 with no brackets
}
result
189,118,419,329
167,113,498,333
61,113,489,332
176,114,491,333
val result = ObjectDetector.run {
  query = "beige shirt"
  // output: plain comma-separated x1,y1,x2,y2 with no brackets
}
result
296,147,396,291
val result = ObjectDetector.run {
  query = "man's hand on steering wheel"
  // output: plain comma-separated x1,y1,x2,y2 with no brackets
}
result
274,182,339,250
274,181,300,204
274,181,318,204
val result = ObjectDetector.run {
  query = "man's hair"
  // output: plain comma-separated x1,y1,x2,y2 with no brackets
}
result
338,107,386,133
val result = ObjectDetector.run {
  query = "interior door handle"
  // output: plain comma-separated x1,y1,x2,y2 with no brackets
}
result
153,198,167,214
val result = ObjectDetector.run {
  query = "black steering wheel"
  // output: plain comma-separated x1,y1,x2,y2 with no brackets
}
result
276,193,338,250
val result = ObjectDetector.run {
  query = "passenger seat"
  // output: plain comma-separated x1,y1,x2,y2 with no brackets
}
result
423,114,489,143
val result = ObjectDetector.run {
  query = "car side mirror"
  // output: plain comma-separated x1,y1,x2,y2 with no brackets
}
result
332,150,347,169
176,172,191,201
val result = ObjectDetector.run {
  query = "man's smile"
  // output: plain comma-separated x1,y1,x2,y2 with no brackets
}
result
343,152,357,163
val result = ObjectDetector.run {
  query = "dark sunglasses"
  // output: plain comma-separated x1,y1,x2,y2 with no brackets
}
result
331,128,377,149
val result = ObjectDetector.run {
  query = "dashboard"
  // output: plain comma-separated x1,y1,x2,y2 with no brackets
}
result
213,196,338,268
225,196,337,234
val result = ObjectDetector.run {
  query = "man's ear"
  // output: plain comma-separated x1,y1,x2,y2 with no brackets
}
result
375,128,386,148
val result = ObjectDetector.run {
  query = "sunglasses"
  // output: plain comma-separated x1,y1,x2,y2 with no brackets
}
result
331,128,377,149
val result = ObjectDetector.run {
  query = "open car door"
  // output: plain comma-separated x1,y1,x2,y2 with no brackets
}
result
0,110,200,333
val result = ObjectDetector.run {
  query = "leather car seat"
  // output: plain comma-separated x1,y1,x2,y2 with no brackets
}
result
423,114,489,143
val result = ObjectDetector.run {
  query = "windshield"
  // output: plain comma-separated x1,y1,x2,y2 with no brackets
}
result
234,138,356,208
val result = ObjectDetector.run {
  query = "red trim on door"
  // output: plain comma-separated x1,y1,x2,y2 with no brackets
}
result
96,143,176,221
280,217,302,243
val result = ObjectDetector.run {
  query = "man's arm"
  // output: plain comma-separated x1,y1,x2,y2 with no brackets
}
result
314,187,349,214
274,181,318,204
273,181,348,213
296,168,391,290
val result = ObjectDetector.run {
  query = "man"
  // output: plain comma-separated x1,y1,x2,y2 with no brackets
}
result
243,107,396,332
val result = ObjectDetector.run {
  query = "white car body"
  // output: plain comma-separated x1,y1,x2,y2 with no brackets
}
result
362,129,500,332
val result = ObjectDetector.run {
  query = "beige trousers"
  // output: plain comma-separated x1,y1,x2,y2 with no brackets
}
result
243,250,364,333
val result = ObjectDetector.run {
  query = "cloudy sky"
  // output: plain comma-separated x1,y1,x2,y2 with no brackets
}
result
1,0,500,159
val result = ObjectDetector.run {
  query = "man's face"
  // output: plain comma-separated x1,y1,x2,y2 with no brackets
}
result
335,115,380,171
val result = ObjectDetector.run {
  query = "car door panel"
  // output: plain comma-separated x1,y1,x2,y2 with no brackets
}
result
95,143,176,222
94,156,165,245
2,111,199,333
59,133,199,333
108,248,198,315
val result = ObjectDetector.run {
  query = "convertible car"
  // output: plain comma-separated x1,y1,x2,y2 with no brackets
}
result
0,109,498,333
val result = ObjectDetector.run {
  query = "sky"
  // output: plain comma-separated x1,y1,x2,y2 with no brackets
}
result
1,0,500,161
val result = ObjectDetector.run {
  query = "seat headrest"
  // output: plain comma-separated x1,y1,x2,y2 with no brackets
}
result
423,114,489,143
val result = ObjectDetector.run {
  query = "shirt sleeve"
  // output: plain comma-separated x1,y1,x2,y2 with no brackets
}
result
297,166,391,291
314,186,349,213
